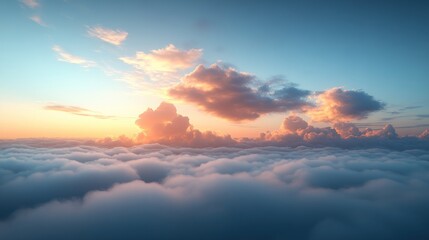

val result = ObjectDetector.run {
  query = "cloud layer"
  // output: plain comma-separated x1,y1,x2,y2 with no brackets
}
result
169,64,312,121
1,143,429,239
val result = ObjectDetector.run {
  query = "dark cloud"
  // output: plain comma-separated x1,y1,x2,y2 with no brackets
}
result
309,88,385,122
169,64,312,121
1,143,429,239
44,105,114,119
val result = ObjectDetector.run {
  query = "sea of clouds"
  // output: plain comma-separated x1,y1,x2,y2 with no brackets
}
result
1,141,429,239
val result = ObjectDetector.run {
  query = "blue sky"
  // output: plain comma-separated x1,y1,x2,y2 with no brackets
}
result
0,0,428,138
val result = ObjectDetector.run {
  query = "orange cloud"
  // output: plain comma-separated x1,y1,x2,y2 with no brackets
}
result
52,45,96,67
121,44,202,73
308,87,384,123
44,105,114,119
135,102,234,146
169,64,312,121
87,26,128,46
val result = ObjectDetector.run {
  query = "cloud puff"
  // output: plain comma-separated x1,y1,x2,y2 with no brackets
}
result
87,26,128,46
135,102,234,147
308,88,385,122
21,0,38,8
169,64,312,121
52,45,95,68
44,105,114,119
0,143,429,239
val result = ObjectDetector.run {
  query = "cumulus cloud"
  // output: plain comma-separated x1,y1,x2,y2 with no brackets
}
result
169,64,312,121
44,105,114,119
0,143,429,239
21,0,39,8
135,102,234,147
52,45,96,68
87,26,128,46
308,88,385,122
255,115,429,150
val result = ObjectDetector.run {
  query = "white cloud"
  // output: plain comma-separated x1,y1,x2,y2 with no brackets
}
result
87,26,128,46
52,45,96,68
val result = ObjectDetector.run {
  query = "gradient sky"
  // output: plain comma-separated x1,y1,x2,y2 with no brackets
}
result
1,0,428,139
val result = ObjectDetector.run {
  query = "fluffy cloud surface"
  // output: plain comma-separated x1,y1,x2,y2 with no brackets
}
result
1,142,429,239
169,64,312,121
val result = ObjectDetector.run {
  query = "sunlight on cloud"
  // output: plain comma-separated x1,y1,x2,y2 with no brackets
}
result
87,26,128,46
308,87,385,123
118,44,202,91
52,45,96,68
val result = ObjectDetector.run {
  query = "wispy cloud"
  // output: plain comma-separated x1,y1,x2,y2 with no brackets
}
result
87,26,128,46
29,15,47,27
52,45,96,68
21,0,39,8
44,105,114,119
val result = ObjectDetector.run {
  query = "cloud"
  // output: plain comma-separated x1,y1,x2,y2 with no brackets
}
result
118,44,202,89
419,129,429,139
87,26,128,46
29,15,47,27
135,102,234,147
308,88,385,122
121,44,202,73
52,45,96,68
44,105,114,119
21,0,39,8
255,115,429,150
169,64,312,121
0,143,429,239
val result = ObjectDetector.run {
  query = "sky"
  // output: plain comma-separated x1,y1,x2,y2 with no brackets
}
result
0,0,428,140
1,1,429,239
